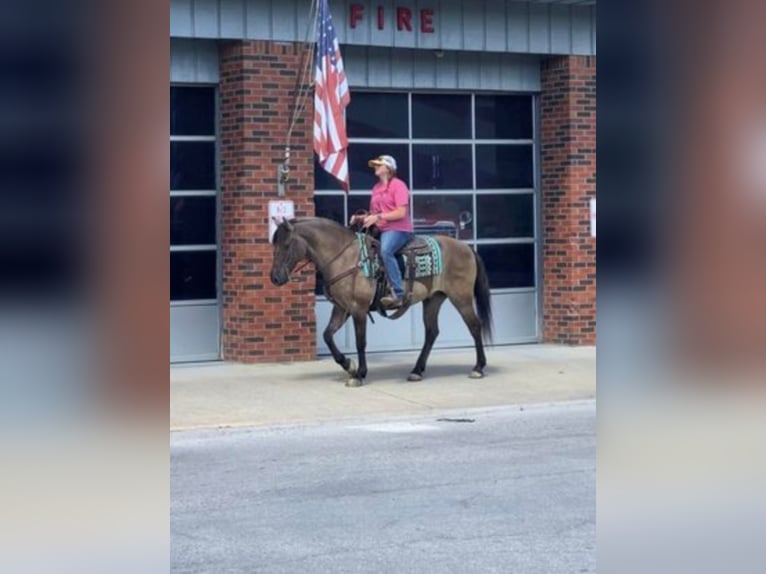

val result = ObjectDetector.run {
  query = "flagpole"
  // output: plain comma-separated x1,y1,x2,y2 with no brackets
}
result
279,0,319,196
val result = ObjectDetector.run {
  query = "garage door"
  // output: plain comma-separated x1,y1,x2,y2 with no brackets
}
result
170,85,220,362
314,91,540,354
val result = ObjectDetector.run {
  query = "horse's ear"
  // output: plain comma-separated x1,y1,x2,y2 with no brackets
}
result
283,218,294,232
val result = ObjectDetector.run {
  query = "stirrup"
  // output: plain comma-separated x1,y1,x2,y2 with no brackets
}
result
382,293,412,320
381,294,404,308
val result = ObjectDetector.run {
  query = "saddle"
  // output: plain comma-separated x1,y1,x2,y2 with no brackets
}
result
351,211,443,319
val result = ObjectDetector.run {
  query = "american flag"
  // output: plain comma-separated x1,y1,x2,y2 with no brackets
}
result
313,0,350,190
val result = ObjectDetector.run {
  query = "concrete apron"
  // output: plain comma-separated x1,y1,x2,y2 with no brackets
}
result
171,344,596,431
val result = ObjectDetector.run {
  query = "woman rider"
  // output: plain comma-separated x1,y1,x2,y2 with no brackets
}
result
350,155,414,308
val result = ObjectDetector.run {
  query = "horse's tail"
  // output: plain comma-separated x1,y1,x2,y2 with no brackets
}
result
473,250,493,343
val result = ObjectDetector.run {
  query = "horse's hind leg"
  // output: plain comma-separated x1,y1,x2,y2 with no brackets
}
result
347,312,368,387
323,304,356,376
451,295,487,379
408,292,447,381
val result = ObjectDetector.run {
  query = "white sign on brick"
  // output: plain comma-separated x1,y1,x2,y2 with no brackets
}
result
268,200,295,243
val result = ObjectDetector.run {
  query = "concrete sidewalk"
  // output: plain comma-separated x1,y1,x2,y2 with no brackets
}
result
171,344,595,431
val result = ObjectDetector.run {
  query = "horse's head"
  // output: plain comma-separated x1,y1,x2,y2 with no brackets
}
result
270,218,308,286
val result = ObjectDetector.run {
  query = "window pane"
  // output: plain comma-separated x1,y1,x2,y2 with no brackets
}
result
413,194,474,240
171,251,217,300
313,194,345,225
477,194,534,239
477,243,535,288
350,143,410,191
475,95,532,139
315,144,410,192
412,94,471,139
170,196,216,245
171,141,216,190
347,92,408,138
314,194,353,295
170,86,215,136
348,193,370,218
413,144,472,190
476,145,533,189
313,155,343,191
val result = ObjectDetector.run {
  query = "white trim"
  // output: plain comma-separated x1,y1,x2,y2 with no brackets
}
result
170,135,216,142
171,300,218,307
315,188,537,196
349,138,534,145
170,244,217,252
315,285,537,302
486,287,537,295
473,238,536,245
170,190,217,197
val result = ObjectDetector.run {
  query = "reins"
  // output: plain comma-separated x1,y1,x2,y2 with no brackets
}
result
289,232,360,291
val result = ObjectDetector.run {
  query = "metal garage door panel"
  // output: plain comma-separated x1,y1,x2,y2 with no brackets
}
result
412,290,539,349
171,304,220,362
317,289,539,357
316,298,417,355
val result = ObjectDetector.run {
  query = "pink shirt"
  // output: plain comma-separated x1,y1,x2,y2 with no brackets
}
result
369,177,413,233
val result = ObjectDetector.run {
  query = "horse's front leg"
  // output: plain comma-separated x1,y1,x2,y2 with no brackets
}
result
347,312,368,387
323,304,356,376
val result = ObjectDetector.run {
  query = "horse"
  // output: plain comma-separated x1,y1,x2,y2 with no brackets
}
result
270,217,493,387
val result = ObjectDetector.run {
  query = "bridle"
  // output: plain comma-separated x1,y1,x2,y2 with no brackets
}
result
282,224,379,319
286,231,362,295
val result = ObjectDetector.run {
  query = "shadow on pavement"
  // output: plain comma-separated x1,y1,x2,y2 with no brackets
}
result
290,361,502,383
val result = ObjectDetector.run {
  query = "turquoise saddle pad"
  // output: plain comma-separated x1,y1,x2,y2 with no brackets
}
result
400,236,443,279
357,234,443,279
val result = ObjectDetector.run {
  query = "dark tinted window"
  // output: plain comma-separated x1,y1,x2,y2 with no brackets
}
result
413,194,474,240
477,243,535,288
170,87,215,136
315,144,410,192
413,144,472,190
312,194,345,295
171,251,217,300
412,94,471,139
171,141,216,190
313,194,345,225
349,143,409,190
170,197,216,245
347,92,408,138
477,193,534,239
313,155,343,191
476,145,533,189
475,95,532,139
348,193,371,218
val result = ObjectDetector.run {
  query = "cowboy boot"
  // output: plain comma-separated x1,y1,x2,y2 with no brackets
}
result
380,293,404,309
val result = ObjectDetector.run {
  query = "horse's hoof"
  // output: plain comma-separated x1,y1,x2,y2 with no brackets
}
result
346,377,363,388
346,359,358,376
469,370,484,379
407,373,423,382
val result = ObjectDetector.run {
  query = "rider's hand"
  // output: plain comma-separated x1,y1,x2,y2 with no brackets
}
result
362,214,379,228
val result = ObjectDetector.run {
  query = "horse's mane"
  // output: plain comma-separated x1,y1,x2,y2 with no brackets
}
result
292,216,347,231
273,216,353,244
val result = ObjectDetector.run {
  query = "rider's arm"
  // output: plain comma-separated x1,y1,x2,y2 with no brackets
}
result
378,206,406,222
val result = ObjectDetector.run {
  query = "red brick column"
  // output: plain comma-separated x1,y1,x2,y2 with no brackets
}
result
219,40,316,362
540,55,596,345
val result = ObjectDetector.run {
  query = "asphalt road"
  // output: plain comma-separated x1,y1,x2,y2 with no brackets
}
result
171,401,595,573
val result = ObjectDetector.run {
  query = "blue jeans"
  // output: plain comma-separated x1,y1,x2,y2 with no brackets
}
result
380,230,413,297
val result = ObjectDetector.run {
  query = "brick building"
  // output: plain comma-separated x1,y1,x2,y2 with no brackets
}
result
170,0,596,363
